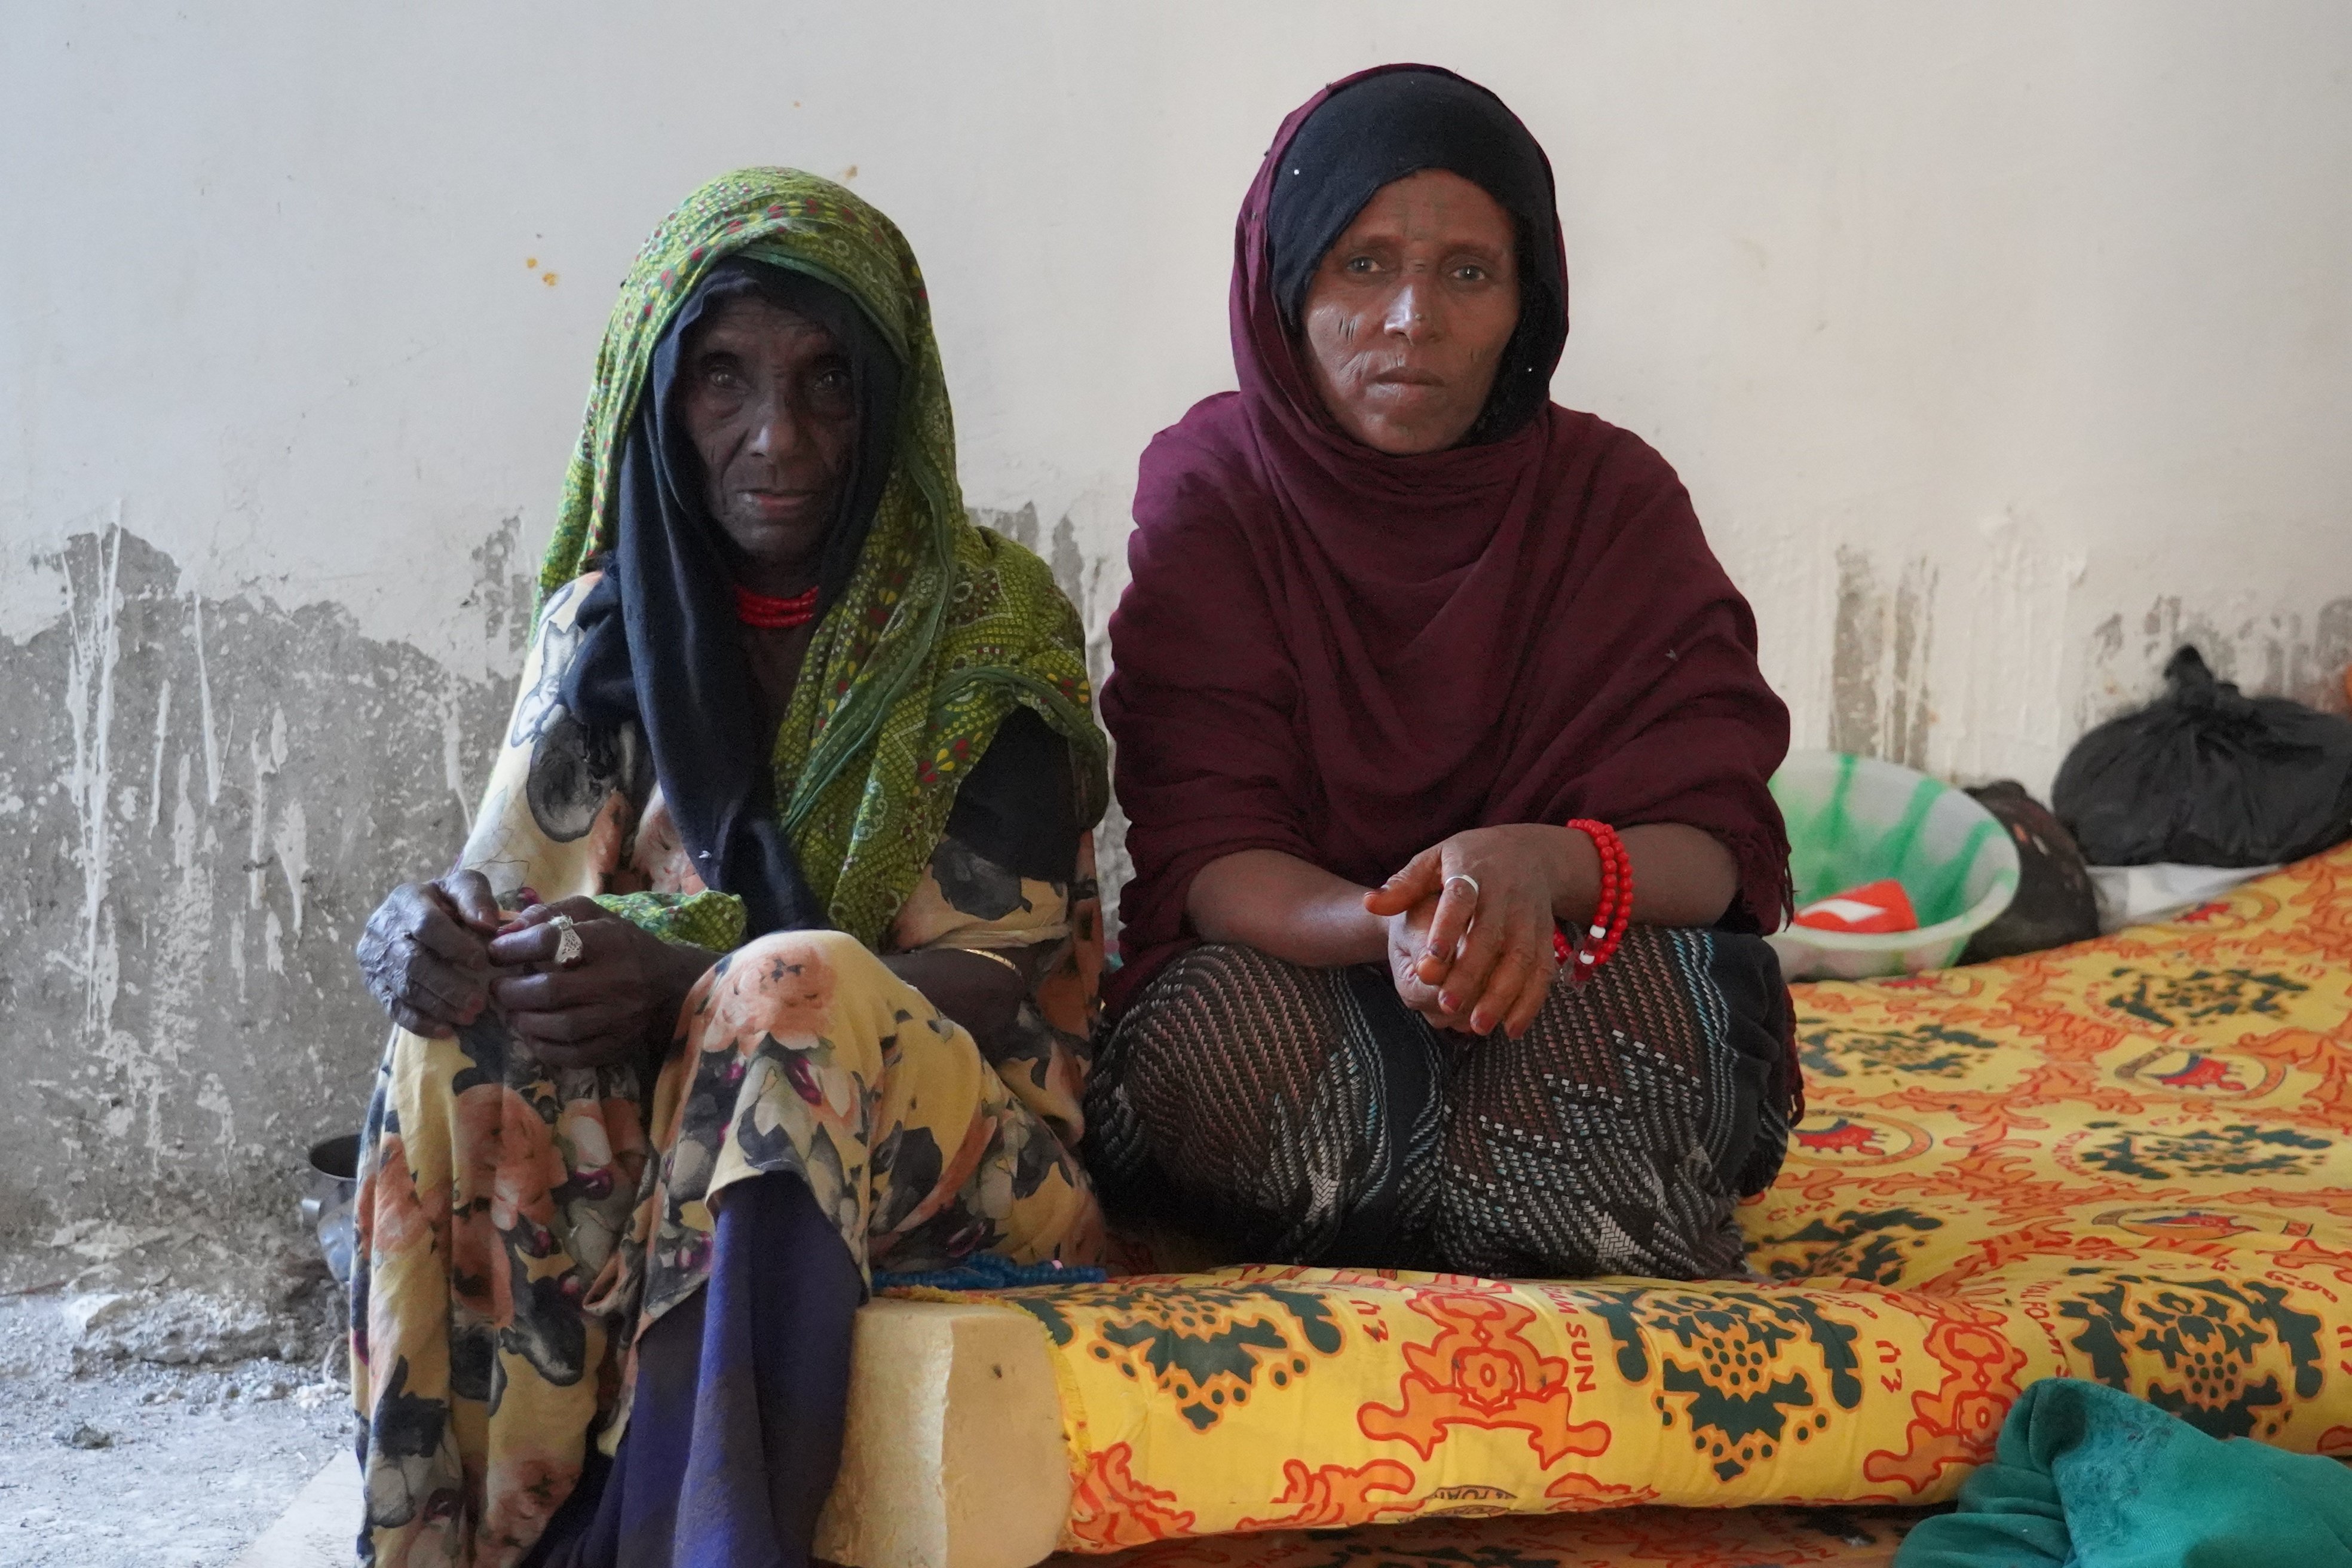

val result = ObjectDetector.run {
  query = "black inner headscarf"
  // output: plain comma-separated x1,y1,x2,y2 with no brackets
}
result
1266,67,1569,444
559,258,904,937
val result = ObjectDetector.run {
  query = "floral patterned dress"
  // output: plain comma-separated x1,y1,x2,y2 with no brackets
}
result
350,572,1105,1567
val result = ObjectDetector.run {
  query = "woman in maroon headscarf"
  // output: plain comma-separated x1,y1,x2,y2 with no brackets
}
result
1086,66,1799,1281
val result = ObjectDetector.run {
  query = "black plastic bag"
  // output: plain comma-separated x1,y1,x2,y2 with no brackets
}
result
1962,782,2100,961
2053,646,2352,867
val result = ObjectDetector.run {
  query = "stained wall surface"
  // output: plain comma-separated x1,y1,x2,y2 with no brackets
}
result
5,2,2350,1227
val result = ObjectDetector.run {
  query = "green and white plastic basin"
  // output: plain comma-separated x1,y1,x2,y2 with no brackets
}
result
1766,751,2020,981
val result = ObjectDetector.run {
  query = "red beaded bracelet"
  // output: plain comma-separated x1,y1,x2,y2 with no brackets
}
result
1554,819,1634,983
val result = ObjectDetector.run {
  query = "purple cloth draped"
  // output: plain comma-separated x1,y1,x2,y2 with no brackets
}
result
526,1175,860,1568
1101,65,1796,1109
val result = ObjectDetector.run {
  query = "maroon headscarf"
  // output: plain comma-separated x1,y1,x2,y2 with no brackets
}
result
1104,66,1793,1032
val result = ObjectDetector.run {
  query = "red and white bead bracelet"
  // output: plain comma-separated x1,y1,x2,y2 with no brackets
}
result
1554,818,1633,984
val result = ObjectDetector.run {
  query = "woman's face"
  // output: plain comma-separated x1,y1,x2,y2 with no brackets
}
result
1300,170,1520,455
676,295,859,580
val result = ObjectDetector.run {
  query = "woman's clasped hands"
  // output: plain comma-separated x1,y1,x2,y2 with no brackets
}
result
1362,823,1589,1039
357,871,715,1068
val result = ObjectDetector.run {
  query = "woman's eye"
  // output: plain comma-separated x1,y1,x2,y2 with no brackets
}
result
1345,255,1379,274
703,363,742,388
1455,264,1487,282
810,370,854,409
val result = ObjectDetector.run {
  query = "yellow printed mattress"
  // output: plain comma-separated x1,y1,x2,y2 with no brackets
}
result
957,846,2352,1552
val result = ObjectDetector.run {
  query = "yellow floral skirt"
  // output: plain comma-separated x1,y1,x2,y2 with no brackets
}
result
350,929,1102,1567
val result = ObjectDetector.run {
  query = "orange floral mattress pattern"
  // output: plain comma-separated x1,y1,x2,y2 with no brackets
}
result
973,847,2352,1552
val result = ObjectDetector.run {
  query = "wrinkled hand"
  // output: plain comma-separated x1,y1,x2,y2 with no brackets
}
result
1378,893,1467,1030
1363,825,1575,1038
488,899,719,1071
356,871,509,1037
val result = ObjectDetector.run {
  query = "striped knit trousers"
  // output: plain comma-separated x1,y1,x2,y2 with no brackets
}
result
1083,926,1791,1280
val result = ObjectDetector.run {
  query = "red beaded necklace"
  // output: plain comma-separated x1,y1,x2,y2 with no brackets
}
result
733,583,820,630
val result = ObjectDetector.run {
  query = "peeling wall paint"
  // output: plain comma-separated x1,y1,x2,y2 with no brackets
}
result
0,525,522,1235
2082,596,2352,728
1810,526,2348,793
1830,547,1939,770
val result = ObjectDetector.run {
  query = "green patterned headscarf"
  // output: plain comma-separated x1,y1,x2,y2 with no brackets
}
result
540,168,1108,947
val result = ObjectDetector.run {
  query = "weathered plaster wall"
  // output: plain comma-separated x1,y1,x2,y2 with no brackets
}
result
0,525,524,1235
5,1,2350,1229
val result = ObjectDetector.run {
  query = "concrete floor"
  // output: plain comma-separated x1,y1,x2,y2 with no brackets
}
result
0,1229,350,1568
224,1460,356,1568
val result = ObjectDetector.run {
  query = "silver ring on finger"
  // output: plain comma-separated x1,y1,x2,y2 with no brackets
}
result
550,913,585,970
1443,873,1481,904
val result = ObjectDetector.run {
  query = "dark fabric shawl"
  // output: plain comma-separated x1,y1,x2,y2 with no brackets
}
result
560,260,904,937
1102,65,1794,1079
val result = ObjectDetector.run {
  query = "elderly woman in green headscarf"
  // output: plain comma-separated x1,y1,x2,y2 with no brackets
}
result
346,170,1110,1568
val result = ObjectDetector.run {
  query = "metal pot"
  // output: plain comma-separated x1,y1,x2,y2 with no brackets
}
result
301,1133,361,1287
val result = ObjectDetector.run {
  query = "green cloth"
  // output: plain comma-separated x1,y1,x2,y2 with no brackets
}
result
537,169,1107,947
589,889,747,953
1896,1377,2352,1568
